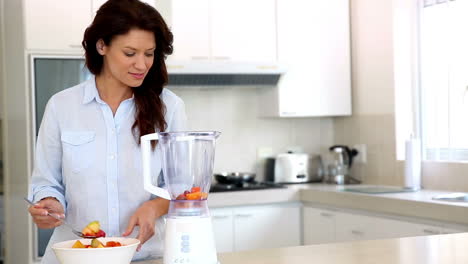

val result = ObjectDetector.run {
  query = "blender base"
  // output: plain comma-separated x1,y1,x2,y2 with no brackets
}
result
164,216,218,264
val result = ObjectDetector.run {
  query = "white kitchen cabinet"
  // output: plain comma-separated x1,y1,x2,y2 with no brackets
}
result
233,204,301,251
167,0,211,62
24,0,92,52
440,226,468,234
303,206,468,245
158,0,277,65
210,203,301,252
210,0,277,63
92,0,157,14
211,208,234,253
303,207,336,245
335,212,378,242
258,0,351,117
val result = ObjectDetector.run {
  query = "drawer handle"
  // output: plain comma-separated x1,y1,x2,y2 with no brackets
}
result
68,44,82,49
320,213,333,217
212,215,230,220
213,56,231,61
235,214,253,218
423,229,438,235
191,56,209,60
351,230,364,235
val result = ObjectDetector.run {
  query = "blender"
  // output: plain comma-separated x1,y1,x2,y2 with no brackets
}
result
141,131,220,264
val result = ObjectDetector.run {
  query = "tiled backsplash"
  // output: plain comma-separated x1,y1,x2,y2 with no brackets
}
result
334,114,403,186
170,86,334,180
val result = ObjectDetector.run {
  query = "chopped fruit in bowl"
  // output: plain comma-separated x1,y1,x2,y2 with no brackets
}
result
175,186,209,200
81,221,106,238
52,237,140,264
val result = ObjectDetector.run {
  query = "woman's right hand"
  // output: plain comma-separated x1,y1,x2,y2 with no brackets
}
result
28,197,65,229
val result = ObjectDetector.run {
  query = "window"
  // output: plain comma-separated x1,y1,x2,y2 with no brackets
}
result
419,0,468,161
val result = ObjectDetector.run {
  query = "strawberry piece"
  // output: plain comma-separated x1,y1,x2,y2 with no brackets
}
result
95,229,106,238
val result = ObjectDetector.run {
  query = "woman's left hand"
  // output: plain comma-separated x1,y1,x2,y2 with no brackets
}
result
123,198,169,251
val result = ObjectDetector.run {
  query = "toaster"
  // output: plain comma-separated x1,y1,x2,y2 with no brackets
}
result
265,152,311,183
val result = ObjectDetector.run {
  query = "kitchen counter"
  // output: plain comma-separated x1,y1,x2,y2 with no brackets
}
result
208,184,468,225
133,232,468,264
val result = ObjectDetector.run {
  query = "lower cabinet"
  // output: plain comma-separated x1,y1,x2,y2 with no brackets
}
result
303,206,468,245
303,207,336,244
211,203,301,252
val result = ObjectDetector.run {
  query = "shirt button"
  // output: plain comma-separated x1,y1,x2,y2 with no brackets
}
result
109,154,115,160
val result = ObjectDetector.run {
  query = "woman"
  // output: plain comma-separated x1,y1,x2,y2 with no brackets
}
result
27,0,186,262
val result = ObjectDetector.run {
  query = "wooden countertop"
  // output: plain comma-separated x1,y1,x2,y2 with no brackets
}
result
134,232,468,264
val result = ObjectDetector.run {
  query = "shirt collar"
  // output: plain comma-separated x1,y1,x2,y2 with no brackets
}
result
82,76,99,105
82,75,136,105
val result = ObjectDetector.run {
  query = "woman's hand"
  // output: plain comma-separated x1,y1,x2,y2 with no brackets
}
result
123,198,169,251
28,197,65,229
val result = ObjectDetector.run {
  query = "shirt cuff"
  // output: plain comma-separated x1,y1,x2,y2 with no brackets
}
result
33,191,67,212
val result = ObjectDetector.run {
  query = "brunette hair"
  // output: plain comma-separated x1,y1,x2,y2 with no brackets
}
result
82,0,173,146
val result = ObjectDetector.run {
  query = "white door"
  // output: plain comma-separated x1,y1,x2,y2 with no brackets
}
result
24,0,92,51
233,204,301,252
168,0,211,62
211,208,234,253
303,207,336,244
210,0,277,62
335,212,375,242
275,0,351,117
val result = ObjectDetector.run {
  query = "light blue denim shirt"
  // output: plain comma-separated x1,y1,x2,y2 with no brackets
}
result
30,76,187,263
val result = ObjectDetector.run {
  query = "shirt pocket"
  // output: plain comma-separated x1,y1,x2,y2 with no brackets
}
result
61,131,96,173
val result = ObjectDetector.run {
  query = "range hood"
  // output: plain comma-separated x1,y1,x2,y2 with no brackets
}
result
166,61,286,86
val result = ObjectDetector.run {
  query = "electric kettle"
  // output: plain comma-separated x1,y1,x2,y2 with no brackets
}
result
327,145,359,184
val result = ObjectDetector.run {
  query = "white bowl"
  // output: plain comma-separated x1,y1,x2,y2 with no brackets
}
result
52,237,140,264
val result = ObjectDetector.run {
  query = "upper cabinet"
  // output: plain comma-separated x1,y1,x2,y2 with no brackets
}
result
167,0,211,61
158,0,277,64
210,0,277,63
258,0,352,117
24,0,92,52
24,0,157,53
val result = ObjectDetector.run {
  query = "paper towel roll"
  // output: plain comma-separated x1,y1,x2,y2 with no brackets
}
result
404,137,421,190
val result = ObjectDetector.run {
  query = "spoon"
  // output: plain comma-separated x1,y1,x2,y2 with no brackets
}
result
24,197,98,239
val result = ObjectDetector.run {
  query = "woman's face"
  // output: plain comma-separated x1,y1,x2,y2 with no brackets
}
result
98,28,156,88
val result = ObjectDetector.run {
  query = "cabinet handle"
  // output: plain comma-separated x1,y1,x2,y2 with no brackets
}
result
351,230,364,236
320,212,333,218
235,213,253,218
257,65,278,70
213,56,231,61
212,215,230,220
190,56,209,60
68,44,82,49
422,229,438,235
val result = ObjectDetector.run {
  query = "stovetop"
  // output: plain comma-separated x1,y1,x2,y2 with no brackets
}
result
210,181,286,192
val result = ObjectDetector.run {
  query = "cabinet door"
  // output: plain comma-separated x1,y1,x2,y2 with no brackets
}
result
383,220,441,237
274,0,351,117
335,212,376,242
210,0,277,62
233,204,300,252
167,0,211,62
92,0,157,14
211,208,234,253
303,207,336,245
24,0,92,51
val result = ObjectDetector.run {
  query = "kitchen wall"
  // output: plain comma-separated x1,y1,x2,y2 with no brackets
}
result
171,86,334,181
337,0,468,192
334,0,402,186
